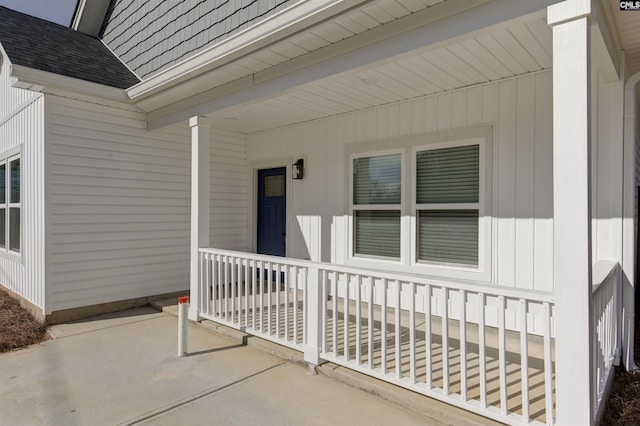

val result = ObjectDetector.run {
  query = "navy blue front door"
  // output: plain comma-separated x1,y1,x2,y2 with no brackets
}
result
257,167,286,256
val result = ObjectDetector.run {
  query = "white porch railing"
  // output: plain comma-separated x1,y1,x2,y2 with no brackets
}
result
198,248,556,425
591,260,621,422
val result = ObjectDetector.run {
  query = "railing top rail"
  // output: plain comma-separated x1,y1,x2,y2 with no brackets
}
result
200,247,555,304
592,260,620,295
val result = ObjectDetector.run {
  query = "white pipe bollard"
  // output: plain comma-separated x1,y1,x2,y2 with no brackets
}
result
178,296,189,357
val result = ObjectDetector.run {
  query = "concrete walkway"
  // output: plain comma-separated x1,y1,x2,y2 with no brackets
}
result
0,306,487,426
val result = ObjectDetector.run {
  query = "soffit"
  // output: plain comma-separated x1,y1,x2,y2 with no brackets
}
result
134,0,449,112
201,11,552,134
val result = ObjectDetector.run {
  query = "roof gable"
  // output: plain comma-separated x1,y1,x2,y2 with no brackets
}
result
0,6,139,90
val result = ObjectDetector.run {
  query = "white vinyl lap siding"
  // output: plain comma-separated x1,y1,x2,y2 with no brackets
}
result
248,70,554,292
47,98,192,312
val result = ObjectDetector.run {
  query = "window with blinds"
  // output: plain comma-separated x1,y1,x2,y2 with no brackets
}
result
415,144,479,266
0,152,20,255
352,153,401,258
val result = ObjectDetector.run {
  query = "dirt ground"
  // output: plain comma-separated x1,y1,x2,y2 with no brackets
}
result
0,286,639,422
601,323,640,425
0,288,48,352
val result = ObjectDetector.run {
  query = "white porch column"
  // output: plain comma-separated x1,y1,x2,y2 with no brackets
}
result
548,1,594,424
622,71,640,371
189,116,210,321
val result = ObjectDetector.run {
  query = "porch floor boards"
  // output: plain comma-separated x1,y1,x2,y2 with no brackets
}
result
203,289,554,425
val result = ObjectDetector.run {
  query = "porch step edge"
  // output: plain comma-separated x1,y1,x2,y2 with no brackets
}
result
316,363,500,426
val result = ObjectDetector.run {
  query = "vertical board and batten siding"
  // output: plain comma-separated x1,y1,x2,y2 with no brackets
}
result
101,0,302,79
591,68,625,264
248,71,554,292
210,129,248,250
47,98,192,312
0,55,46,310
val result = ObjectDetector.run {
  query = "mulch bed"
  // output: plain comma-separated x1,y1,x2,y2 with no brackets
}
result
0,287,48,352
601,321,640,425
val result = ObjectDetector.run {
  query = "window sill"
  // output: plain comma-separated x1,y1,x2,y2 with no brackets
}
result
0,249,22,264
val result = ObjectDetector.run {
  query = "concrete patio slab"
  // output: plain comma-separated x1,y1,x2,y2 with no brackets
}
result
0,306,447,425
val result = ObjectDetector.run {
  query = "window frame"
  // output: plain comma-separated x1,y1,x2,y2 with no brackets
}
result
348,148,406,263
0,146,22,259
346,129,492,282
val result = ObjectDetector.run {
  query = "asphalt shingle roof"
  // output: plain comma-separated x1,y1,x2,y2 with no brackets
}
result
0,6,140,89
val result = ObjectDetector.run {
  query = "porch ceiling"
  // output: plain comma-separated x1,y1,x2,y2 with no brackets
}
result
608,0,640,77
202,10,552,134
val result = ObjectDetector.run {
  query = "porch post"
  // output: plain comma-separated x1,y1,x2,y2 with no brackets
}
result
548,1,594,424
189,116,210,321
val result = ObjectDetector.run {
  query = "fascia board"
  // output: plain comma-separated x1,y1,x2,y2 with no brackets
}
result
10,64,129,102
127,0,368,100
72,0,111,36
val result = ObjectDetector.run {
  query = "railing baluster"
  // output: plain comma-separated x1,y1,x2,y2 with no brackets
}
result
285,265,290,341
498,295,507,415
211,254,217,318
244,259,249,327
344,273,350,361
217,255,222,319
381,278,387,374
322,270,328,353
231,257,236,324
459,289,467,401
479,292,487,408
332,271,338,357
236,257,242,325
409,282,416,385
199,253,206,313
395,281,401,380
276,263,281,338
267,262,273,335
224,256,229,321
442,287,449,394
356,274,362,365
258,260,264,331
368,276,374,370
293,266,298,344
543,302,553,425
251,260,256,328
302,267,307,345
520,299,529,422
425,285,432,388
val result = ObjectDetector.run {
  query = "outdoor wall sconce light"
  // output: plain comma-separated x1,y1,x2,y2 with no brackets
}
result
293,158,304,180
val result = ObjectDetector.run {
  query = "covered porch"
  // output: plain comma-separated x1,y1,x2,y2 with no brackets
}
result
129,0,639,425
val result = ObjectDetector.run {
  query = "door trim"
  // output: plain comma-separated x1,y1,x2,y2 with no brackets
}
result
248,157,292,257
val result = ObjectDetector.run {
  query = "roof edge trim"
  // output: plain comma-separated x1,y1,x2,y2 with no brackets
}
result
11,64,130,102
127,0,368,101
72,0,111,36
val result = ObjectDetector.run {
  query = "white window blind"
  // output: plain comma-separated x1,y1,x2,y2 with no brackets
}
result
416,145,479,204
353,154,401,258
416,145,479,266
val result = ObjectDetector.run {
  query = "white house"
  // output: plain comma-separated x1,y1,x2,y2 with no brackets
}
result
1,0,639,424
